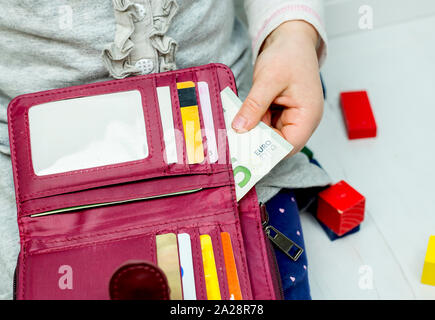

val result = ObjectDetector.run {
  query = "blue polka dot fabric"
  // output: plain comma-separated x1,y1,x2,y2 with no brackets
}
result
265,189,311,300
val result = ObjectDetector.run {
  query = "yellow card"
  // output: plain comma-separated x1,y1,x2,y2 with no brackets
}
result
156,233,183,300
181,106,204,164
200,234,221,300
177,81,204,164
176,81,195,89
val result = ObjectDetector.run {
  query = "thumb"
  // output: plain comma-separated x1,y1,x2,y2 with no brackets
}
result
232,74,284,133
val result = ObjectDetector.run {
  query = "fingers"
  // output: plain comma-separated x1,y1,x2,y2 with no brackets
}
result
275,104,323,156
261,109,272,126
231,72,285,133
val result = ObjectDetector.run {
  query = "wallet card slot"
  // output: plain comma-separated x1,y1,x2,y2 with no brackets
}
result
198,225,229,300
29,187,203,218
150,73,219,174
196,80,218,167
164,226,229,300
173,74,208,170
218,223,254,300
190,72,214,173
195,66,233,171
155,224,250,301
154,227,208,300
155,73,189,171
18,234,156,300
169,76,191,168
176,227,207,300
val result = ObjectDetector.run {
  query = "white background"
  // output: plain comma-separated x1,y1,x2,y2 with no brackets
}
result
304,0,435,299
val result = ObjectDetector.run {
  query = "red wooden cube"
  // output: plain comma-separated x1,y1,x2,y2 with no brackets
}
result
317,181,365,236
340,91,377,139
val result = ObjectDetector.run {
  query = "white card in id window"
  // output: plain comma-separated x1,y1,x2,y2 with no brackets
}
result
177,233,196,300
198,82,218,163
156,86,178,164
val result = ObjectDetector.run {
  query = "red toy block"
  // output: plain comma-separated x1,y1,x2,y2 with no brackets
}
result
317,181,365,236
340,91,377,139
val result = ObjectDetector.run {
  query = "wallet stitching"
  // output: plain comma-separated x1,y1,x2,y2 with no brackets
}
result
27,221,239,256
21,243,27,299
111,265,169,300
151,76,167,174
229,221,252,299
192,71,211,173
227,220,254,300
238,219,254,299
150,235,156,265
212,66,229,166
20,167,223,204
29,209,236,247
170,73,189,172
8,99,22,214
28,231,156,256
191,228,206,300
212,227,229,300
21,171,229,216
255,213,273,299
207,67,222,174
143,79,158,172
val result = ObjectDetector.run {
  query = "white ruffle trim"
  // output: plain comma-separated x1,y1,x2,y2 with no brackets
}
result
102,0,178,79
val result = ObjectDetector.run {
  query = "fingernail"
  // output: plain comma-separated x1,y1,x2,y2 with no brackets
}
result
232,115,248,133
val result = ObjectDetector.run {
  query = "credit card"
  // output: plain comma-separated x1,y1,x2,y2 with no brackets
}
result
220,232,242,300
156,86,178,164
177,233,196,300
156,233,183,300
200,234,221,300
198,82,218,163
177,81,204,164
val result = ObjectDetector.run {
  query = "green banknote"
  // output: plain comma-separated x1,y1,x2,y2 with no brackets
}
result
220,87,294,201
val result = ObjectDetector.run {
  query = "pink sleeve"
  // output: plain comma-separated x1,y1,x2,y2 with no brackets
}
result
244,0,328,66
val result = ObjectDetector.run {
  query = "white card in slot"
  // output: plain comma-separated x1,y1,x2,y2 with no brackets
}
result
156,86,178,164
177,233,197,300
28,90,148,176
198,82,218,163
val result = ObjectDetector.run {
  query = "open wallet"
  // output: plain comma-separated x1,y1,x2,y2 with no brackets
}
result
7,63,284,300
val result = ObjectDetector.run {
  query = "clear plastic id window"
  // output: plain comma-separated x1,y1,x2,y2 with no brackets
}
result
28,90,148,176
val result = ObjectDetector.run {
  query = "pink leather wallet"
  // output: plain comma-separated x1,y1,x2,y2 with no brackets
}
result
8,63,283,300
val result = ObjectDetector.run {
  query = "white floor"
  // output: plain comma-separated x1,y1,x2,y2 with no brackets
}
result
302,13,435,299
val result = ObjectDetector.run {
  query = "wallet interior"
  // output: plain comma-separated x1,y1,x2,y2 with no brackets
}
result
9,64,258,300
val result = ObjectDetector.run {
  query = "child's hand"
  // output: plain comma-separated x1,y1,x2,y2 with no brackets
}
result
231,20,324,156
